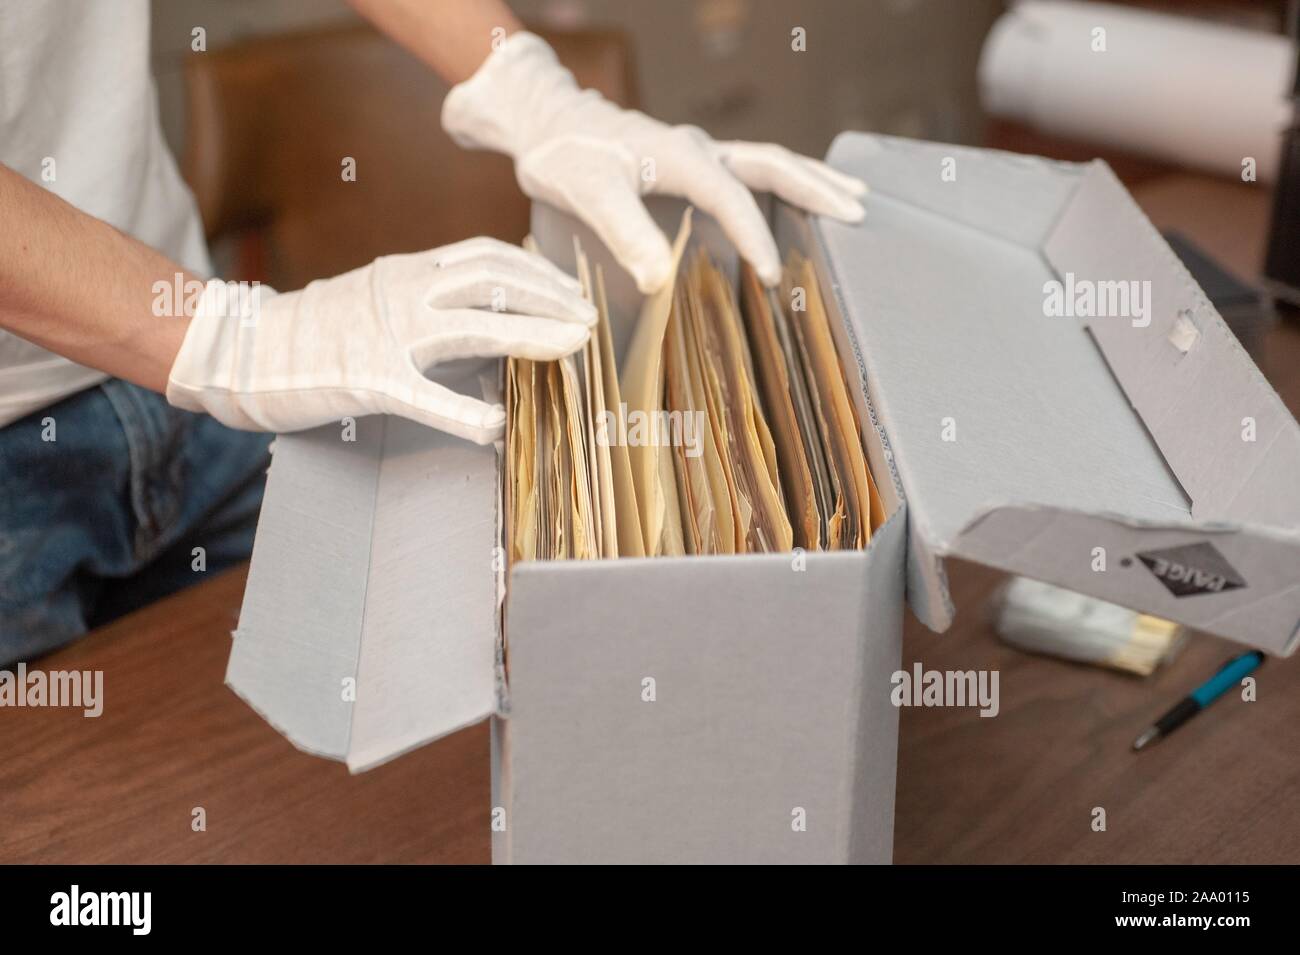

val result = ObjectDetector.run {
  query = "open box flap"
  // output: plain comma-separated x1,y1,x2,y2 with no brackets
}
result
814,132,1300,652
951,505,1300,655
1044,160,1300,529
228,382,500,772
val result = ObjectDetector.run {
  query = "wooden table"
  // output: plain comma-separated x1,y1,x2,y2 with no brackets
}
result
0,565,489,863
2,174,1295,864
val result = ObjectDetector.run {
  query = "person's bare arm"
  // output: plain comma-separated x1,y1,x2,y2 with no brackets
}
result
0,164,195,393
0,0,522,400
347,0,522,84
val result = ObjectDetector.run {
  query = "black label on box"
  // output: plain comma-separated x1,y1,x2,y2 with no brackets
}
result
1134,542,1247,598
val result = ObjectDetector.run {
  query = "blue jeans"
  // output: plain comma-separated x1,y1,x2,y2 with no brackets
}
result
0,379,271,665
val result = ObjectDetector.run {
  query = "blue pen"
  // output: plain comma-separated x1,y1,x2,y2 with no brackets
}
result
1133,650,1265,751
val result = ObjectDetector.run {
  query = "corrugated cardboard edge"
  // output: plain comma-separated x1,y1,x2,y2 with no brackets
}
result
845,504,908,863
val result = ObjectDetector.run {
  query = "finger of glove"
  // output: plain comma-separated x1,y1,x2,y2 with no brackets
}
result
671,148,781,286
566,180,674,294
394,374,506,445
424,258,596,326
788,153,870,219
517,137,677,294
425,236,584,295
793,151,869,197
410,309,590,367
716,142,866,223
719,141,869,197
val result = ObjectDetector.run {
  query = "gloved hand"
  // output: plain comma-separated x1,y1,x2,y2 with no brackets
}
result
442,31,868,293
166,237,595,444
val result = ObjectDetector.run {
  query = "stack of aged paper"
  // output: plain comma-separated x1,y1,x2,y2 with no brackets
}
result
506,209,882,562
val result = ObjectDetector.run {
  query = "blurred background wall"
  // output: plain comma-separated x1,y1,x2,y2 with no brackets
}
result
151,0,1004,162
150,0,1294,298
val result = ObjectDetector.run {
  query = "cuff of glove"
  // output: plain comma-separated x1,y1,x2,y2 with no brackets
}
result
441,30,574,156
166,278,278,429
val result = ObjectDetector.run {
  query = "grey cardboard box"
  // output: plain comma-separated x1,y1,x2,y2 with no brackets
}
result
227,133,1300,864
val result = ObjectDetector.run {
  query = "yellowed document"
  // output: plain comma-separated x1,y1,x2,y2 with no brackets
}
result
514,238,626,561
675,277,733,554
508,220,881,564
572,246,616,558
785,252,881,547
557,354,598,559
620,209,694,557
507,358,541,563
543,362,568,556
595,268,645,558
739,262,821,550
663,296,708,554
700,255,792,553
682,267,743,552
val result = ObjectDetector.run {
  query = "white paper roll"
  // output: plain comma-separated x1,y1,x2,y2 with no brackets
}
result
979,0,1295,182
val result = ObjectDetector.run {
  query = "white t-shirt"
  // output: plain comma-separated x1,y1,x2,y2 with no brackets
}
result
0,0,212,426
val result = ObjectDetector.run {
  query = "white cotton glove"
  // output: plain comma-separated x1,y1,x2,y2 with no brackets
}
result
166,238,595,444
442,31,868,293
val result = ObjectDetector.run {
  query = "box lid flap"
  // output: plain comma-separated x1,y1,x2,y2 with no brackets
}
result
228,391,500,772
814,132,1300,653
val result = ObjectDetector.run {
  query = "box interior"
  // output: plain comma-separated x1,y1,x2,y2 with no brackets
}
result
523,192,906,573
814,133,1300,650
